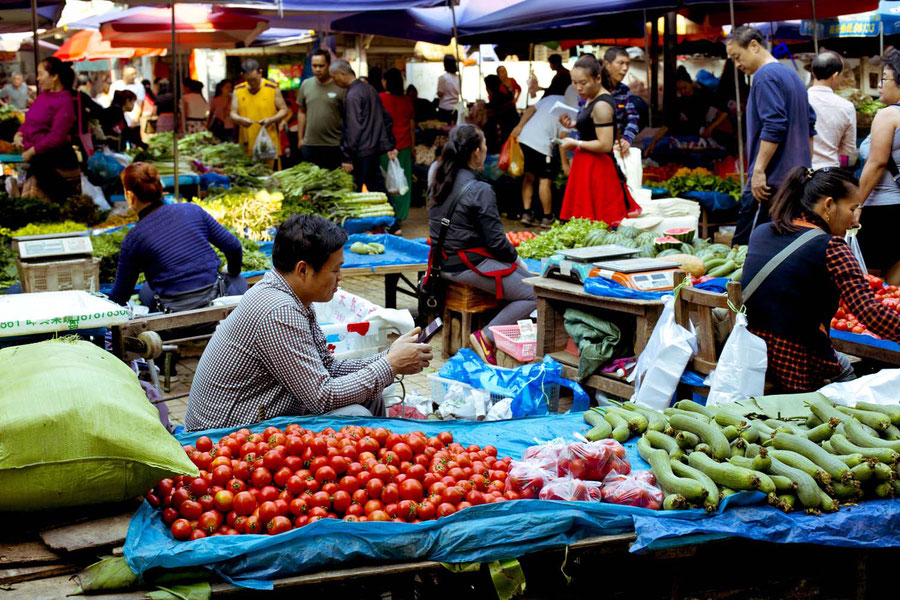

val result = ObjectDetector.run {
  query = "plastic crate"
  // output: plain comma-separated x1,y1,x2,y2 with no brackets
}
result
428,370,561,413
489,325,536,362
16,257,100,293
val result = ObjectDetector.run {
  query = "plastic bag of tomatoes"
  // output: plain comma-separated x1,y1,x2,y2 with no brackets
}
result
600,470,663,510
503,460,555,499
559,439,630,481
538,477,602,502
146,424,519,541
521,438,568,475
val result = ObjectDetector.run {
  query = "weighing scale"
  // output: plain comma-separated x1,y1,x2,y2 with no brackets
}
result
541,245,639,283
589,257,681,292
12,232,93,260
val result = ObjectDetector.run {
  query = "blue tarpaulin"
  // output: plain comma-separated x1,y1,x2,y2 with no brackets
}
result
831,329,900,354
342,233,429,270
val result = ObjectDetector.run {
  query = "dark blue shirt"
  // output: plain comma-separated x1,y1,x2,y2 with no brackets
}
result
109,203,242,305
745,62,817,191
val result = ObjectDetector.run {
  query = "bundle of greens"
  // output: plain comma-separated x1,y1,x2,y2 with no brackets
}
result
0,220,89,238
516,219,608,259
662,167,741,202
328,191,394,224
194,190,283,241
0,193,62,230
0,241,17,289
214,235,271,273
271,163,355,211
197,143,272,185
91,228,130,283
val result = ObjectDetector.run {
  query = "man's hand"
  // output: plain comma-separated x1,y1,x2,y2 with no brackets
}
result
341,162,353,173
616,139,631,156
751,169,771,202
510,124,523,139
386,328,433,375
387,149,399,161
21,147,35,162
13,131,23,150
236,116,254,128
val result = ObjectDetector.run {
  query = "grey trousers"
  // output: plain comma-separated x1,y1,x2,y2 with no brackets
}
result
833,352,857,383
442,261,537,344
327,393,385,417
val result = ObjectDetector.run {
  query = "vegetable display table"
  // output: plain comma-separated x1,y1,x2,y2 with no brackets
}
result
831,329,900,366
524,277,664,398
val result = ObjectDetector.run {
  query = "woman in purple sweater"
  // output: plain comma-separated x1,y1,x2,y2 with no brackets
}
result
14,57,80,203
108,163,247,311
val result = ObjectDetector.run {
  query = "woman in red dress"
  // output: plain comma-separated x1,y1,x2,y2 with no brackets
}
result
559,54,639,225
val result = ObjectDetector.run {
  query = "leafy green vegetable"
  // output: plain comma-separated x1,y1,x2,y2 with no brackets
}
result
0,193,62,230
0,220,89,237
516,218,608,259
664,172,741,202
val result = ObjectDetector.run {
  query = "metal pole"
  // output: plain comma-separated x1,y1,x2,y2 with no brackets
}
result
450,0,462,123
172,3,179,201
811,0,818,54
643,9,652,127
526,43,533,109
730,0,746,189
30,0,39,73
880,24,885,56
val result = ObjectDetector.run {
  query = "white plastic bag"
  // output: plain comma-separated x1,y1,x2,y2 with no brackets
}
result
81,175,110,211
846,229,867,275
252,126,277,161
629,295,697,410
615,147,643,194
705,313,767,406
438,382,491,419
819,370,900,407
385,157,408,196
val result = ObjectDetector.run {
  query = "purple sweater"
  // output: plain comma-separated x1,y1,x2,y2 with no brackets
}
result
109,203,243,305
20,90,75,155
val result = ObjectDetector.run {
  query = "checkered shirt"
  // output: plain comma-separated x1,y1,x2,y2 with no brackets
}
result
185,270,394,431
611,82,640,144
750,236,900,392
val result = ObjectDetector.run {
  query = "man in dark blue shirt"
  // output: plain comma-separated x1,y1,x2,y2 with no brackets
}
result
726,26,817,245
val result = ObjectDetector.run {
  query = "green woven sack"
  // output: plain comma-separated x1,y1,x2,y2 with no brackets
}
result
0,340,199,511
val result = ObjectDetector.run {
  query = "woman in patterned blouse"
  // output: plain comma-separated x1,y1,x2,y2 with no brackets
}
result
740,166,900,392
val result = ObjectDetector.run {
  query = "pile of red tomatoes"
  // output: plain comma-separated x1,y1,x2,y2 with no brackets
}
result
146,425,516,541
831,275,900,335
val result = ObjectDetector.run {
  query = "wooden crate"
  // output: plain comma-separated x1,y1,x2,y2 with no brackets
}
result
445,282,498,312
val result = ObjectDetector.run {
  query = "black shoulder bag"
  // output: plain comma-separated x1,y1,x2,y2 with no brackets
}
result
416,180,477,326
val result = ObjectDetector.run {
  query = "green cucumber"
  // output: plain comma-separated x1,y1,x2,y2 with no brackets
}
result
719,488,738,498
729,268,743,281
807,395,847,424
750,419,776,438
621,403,668,432
855,402,900,426
830,479,861,499
720,425,740,442
707,260,737,278
835,406,892,432
873,481,894,499
693,443,714,458
884,424,900,441
670,414,731,461
845,418,900,452
834,453,865,468
603,409,631,443
675,431,700,450
674,399,716,419
818,490,838,513
849,462,874,482
774,493,797,512
644,431,684,460
768,449,832,485
893,480,900,497
637,438,707,502
803,420,838,443
739,423,760,443
726,457,776,494
663,494,688,510
764,419,805,436
608,406,647,435
873,461,893,481
769,456,821,508
730,438,746,458
664,407,712,423
670,460,719,512
829,433,899,464
688,452,760,491
714,410,747,428
806,414,823,428
584,410,613,440
744,444,766,459
770,433,851,481
770,475,794,493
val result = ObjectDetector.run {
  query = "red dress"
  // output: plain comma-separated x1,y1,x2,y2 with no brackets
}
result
560,94,639,226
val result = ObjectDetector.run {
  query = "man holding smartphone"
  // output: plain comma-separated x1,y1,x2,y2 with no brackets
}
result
186,215,432,431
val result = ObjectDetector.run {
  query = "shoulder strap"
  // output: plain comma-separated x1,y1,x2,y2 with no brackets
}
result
741,228,827,303
435,180,478,254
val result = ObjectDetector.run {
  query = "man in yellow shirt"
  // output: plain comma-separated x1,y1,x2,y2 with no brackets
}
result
230,59,289,163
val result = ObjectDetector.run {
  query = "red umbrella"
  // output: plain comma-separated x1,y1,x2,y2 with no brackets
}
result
54,30,164,62
99,6,268,49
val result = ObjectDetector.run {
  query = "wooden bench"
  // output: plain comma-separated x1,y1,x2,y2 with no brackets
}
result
441,282,498,359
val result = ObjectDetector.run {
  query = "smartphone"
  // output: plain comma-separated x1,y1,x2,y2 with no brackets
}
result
417,318,443,343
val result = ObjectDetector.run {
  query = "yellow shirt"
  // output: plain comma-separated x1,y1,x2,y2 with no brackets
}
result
234,78,280,157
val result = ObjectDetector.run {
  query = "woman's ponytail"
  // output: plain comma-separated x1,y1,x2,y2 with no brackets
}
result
769,166,858,233
427,124,483,207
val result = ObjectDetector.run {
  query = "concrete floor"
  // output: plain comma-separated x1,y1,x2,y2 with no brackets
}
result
163,206,533,426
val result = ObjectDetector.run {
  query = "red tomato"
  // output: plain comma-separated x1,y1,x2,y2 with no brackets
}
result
195,436,213,452
273,467,293,488
258,501,279,524
330,455,349,475
392,443,413,462
290,497,309,517
396,500,417,521
364,499,385,515
852,325,866,334
286,475,305,495
171,519,193,540
442,486,464,505
233,491,257,516
266,515,292,535
251,467,273,488
417,500,436,521
332,490,352,513
399,479,423,501
314,466,337,484
179,500,203,520
436,503,456,518
466,490,485,505
189,477,208,497
198,510,223,534
214,490,234,513
368,510,390,522
381,483,400,504
339,475,360,494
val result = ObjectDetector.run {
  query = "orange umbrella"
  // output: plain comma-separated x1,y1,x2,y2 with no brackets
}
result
99,6,268,50
54,30,164,61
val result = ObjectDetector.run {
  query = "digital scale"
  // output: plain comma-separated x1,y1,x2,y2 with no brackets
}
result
12,232,93,260
541,245,640,283
590,257,681,291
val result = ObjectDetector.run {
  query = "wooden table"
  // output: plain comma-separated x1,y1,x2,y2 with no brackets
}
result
832,336,900,366
247,263,427,310
525,277,664,399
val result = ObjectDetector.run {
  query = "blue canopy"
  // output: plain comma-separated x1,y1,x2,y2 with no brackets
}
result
800,0,900,38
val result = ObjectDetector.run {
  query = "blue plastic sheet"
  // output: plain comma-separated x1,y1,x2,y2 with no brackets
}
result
830,329,900,353
342,216,396,234
342,234,429,270
523,258,543,274
693,277,732,294
438,349,589,417
682,190,739,212
124,413,753,589
584,277,669,301
632,499,900,554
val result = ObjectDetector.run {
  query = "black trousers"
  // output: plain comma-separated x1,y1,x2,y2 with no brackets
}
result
734,190,771,246
352,154,387,193
300,145,343,171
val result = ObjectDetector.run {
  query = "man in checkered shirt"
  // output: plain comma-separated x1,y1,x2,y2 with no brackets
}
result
185,215,433,431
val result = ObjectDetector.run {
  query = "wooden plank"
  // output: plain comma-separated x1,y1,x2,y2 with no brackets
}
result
341,263,427,277
116,305,237,337
0,574,147,600
551,352,635,399
526,277,663,309
832,338,900,366
0,563,78,585
0,541,60,567
40,514,132,554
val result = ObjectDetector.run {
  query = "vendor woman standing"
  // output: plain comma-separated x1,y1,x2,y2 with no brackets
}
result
13,58,79,203
558,55,639,226
741,167,900,392
108,162,247,311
